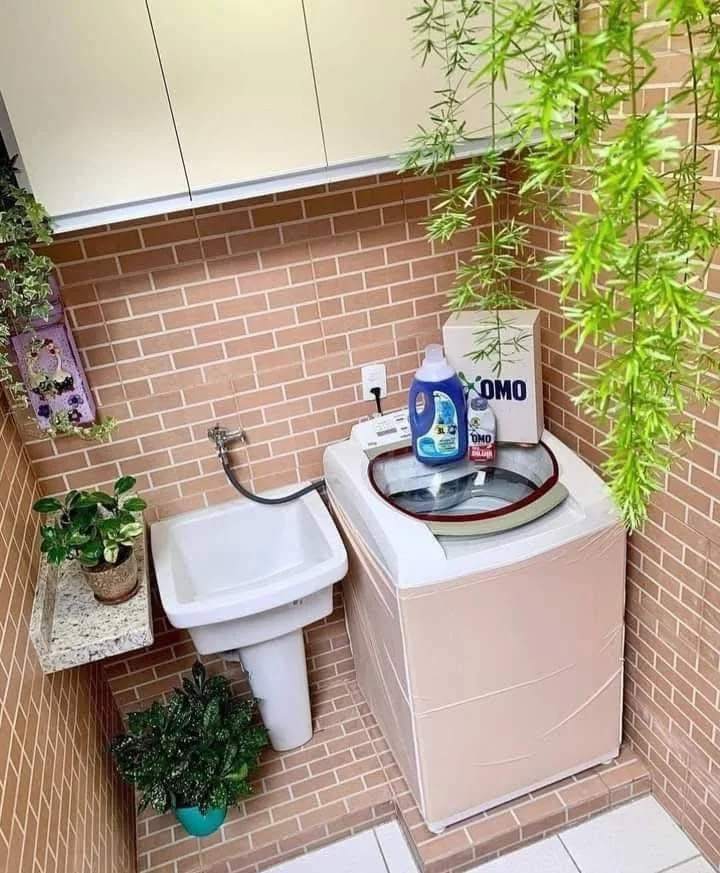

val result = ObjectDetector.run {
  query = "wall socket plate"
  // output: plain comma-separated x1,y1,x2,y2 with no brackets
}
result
361,363,387,401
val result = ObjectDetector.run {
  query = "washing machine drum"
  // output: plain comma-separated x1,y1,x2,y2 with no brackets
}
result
368,442,569,536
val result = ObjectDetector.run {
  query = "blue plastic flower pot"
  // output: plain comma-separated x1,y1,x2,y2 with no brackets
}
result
174,805,227,837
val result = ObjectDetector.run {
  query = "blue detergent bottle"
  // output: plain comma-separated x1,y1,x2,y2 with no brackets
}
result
409,344,467,465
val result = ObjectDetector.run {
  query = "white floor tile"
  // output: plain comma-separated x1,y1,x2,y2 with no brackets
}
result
665,859,714,873
468,835,578,873
559,796,699,873
267,829,388,873
374,821,420,873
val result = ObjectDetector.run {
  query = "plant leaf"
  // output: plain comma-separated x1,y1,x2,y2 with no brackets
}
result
114,476,136,495
33,497,62,514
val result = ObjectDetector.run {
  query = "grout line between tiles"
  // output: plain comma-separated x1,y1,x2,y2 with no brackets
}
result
373,826,395,873
556,833,584,873
656,855,704,873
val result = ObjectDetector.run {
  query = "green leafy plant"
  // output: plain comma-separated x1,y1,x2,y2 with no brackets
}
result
407,0,720,529
1,154,117,441
110,661,269,814
42,408,118,442
33,475,146,567
0,155,53,402
405,3,531,375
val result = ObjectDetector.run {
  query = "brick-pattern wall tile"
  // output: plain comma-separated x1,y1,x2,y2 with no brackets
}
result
0,397,136,873
509,9,720,863
30,170,476,522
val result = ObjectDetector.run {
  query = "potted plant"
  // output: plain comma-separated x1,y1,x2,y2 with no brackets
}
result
33,475,147,604
111,661,269,837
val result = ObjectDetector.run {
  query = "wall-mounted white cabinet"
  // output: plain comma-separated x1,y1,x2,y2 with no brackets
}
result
303,0,444,166
147,0,326,193
303,1,498,167
0,1,524,231
0,0,189,220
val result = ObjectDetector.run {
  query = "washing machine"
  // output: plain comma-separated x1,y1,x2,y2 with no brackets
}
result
323,411,626,833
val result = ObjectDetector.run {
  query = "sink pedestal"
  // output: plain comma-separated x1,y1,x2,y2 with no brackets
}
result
240,629,312,751
151,491,348,754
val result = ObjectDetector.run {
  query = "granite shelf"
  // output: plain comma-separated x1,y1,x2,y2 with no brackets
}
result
29,534,153,674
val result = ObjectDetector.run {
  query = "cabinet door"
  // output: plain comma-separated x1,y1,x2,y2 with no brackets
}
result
304,1,519,167
147,0,327,193
303,0,444,166
0,1,188,218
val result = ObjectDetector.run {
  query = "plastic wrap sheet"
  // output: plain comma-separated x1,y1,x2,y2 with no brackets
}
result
399,523,626,828
336,496,626,831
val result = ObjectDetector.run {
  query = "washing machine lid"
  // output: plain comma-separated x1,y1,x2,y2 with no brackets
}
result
323,428,619,588
367,443,568,536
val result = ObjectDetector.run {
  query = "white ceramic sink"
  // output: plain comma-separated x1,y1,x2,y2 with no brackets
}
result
151,487,348,751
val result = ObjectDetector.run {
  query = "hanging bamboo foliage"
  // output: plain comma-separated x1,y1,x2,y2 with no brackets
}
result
407,0,720,529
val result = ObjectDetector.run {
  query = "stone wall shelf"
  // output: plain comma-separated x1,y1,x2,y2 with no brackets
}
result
29,534,153,674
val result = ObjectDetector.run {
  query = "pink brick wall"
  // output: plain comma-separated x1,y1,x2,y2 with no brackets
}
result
507,13,720,857
26,170,480,520
0,395,136,873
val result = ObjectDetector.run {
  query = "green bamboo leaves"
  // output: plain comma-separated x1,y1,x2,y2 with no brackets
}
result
407,0,720,529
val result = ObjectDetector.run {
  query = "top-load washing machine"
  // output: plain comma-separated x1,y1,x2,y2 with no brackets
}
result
323,411,626,833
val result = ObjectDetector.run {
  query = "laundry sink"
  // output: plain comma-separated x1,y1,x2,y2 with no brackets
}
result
151,487,347,751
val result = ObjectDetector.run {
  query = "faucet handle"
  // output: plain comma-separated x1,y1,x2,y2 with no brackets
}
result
207,423,226,445
208,422,247,449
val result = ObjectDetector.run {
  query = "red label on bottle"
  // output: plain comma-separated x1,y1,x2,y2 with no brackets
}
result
469,443,496,462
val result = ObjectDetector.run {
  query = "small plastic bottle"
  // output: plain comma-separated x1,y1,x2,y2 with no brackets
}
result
467,390,496,463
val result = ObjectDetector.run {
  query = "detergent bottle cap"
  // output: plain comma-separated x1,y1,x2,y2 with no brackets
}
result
424,344,444,363
470,394,489,411
416,344,454,382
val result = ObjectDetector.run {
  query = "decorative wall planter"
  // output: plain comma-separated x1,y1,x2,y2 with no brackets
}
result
10,275,97,431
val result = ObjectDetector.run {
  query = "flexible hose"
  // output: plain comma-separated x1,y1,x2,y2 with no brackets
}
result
221,456,324,505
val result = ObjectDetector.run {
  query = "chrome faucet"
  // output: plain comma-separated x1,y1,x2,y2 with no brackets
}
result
207,422,247,460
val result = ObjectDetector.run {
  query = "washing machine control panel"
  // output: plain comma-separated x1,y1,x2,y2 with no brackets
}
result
350,409,411,457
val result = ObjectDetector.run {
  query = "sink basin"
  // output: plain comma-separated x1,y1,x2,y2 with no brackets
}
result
151,487,348,751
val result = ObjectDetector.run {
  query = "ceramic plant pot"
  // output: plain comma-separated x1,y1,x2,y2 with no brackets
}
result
174,805,227,837
81,546,138,604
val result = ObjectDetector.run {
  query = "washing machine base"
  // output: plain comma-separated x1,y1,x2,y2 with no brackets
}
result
424,747,620,834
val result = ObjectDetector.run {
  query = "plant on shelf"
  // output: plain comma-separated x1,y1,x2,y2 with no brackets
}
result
111,660,269,838
406,0,720,529
0,154,116,442
33,474,147,604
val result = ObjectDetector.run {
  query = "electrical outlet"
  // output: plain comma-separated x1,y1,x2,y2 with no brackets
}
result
361,363,387,401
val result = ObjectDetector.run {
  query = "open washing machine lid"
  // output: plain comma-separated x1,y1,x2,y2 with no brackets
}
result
368,442,568,536
323,412,619,588
367,443,568,536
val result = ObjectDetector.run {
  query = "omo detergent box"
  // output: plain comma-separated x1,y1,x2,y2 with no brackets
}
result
442,310,544,445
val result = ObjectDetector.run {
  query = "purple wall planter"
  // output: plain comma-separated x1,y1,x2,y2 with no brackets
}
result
11,278,97,431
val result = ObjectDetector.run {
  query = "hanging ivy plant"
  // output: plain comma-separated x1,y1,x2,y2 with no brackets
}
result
407,0,720,529
0,155,116,442
0,155,53,401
